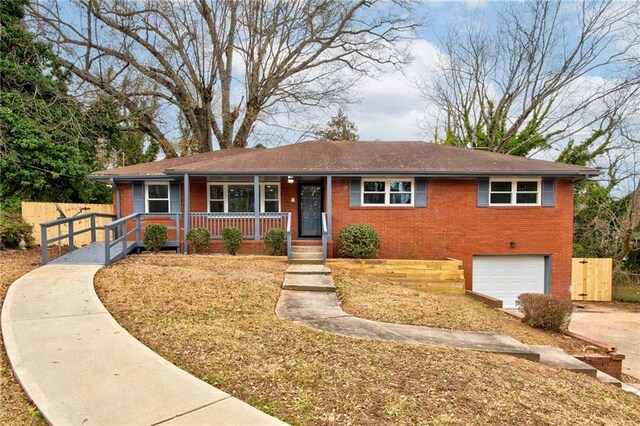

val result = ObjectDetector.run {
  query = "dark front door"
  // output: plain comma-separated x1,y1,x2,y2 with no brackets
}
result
299,184,323,238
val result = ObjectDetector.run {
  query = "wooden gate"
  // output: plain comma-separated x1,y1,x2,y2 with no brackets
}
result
571,258,613,301
22,202,114,246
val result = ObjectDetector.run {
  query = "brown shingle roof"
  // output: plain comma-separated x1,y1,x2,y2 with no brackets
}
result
90,141,599,179
90,148,252,177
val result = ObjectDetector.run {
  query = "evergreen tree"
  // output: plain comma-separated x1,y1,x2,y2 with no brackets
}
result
316,108,359,141
0,0,111,211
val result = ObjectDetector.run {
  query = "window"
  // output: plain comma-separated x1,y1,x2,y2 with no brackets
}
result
146,183,170,213
489,179,540,206
208,183,280,213
362,178,413,206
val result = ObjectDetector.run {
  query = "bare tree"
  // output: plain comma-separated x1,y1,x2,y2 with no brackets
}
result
421,0,640,157
28,0,417,156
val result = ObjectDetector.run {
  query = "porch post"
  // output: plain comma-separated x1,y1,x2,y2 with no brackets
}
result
183,173,190,254
326,175,332,241
254,175,260,240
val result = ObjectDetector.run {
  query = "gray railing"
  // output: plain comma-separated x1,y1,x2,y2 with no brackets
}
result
189,212,288,239
104,213,181,265
286,212,292,263
321,212,328,265
40,212,116,265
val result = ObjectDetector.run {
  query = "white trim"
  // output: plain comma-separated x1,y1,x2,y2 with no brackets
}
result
206,182,281,213
489,178,541,206
361,178,415,207
145,181,171,213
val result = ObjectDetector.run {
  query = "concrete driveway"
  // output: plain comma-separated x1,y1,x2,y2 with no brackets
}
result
570,302,640,382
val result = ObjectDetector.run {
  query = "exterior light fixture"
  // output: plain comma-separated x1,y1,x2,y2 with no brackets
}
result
509,240,516,248
287,176,294,184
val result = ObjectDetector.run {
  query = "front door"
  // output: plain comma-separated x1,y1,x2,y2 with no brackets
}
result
299,184,323,238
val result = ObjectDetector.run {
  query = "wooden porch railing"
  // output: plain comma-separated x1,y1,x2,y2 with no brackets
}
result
189,212,289,239
40,212,116,265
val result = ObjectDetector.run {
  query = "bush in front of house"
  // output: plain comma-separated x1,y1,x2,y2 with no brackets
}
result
516,293,573,333
263,227,285,255
0,214,34,249
187,228,211,254
143,224,168,253
222,226,243,255
338,224,380,258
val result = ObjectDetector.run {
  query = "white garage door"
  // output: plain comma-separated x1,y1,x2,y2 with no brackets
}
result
473,255,546,309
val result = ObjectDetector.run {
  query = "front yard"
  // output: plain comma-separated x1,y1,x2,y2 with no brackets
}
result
333,268,592,355
94,255,640,425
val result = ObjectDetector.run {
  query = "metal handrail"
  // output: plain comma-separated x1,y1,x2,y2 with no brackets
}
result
321,212,328,265
41,212,117,265
286,212,292,263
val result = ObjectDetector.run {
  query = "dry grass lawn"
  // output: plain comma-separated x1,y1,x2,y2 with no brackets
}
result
0,250,48,425
95,255,640,425
333,268,594,355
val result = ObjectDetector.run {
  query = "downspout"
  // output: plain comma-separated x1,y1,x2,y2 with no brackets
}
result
110,178,121,219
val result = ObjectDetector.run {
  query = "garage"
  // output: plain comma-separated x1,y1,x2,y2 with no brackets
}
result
472,255,547,309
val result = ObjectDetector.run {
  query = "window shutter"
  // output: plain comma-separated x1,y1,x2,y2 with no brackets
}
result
415,178,427,207
349,178,361,207
170,182,181,213
477,178,489,207
133,182,144,213
542,178,555,207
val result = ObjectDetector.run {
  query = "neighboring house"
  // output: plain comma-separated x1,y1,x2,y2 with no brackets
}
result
89,140,599,307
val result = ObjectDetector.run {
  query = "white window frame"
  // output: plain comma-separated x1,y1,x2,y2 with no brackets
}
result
361,178,415,207
489,178,541,206
207,182,281,213
145,181,171,213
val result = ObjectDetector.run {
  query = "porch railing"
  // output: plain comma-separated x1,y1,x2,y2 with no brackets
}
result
104,213,181,264
286,212,292,263
321,212,328,265
189,212,289,239
40,212,116,265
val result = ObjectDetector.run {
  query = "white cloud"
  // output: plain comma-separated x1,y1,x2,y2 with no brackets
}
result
347,39,442,141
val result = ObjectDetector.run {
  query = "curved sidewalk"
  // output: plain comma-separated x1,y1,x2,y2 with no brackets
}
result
2,245,285,425
276,290,540,361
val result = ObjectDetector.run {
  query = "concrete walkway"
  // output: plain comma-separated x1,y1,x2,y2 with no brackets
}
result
275,266,540,361
2,248,285,425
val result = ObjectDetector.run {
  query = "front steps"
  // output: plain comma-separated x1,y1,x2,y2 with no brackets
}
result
289,246,324,265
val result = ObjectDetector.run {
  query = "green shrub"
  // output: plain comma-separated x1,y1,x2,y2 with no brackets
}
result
263,227,285,255
221,227,243,255
143,224,168,253
516,293,573,333
338,224,380,258
187,228,211,254
0,214,34,249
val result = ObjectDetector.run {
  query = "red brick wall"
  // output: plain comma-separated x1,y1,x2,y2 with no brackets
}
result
117,177,575,298
330,178,575,298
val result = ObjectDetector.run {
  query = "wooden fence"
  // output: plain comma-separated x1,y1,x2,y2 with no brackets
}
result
571,258,613,302
22,202,114,247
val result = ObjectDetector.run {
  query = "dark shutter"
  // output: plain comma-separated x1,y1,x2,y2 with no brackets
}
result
415,178,427,207
170,182,181,213
542,178,555,207
477,178,489,207
132,182,144,213
349,178,361,207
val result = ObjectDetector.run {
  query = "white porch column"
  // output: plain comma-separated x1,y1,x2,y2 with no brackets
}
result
254,175,260,240
183,173,190,254
326,175,332,241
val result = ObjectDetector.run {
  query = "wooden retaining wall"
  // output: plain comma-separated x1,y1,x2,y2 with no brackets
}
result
328,258,465,294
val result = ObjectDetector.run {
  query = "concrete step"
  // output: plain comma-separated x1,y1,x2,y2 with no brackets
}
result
596,370,622,388
290,246,323,253
282,274,336,292
286,264,331,275
531,345,598,378
289,258,324,265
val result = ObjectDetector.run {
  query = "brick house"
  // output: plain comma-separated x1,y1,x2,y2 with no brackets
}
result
90,140,599,307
